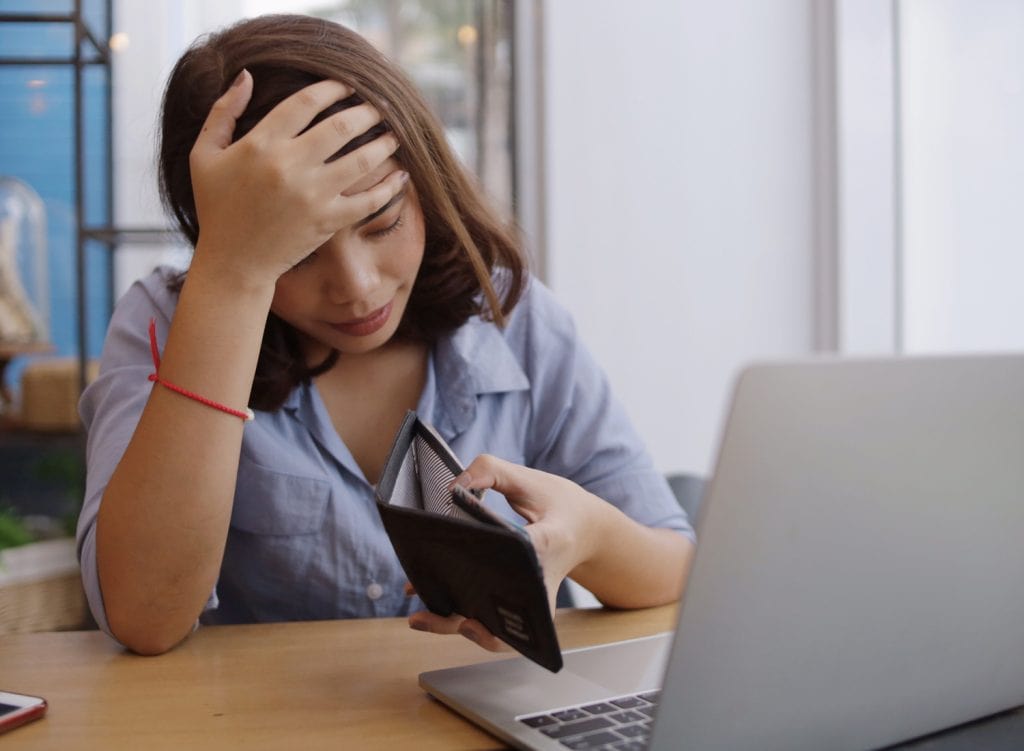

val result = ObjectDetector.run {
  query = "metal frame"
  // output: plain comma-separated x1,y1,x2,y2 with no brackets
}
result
811,0,904,356
510,0,547,279
891,0,905,354
812,0,840,352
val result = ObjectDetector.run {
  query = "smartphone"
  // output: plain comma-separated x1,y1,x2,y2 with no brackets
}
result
0,691,47,734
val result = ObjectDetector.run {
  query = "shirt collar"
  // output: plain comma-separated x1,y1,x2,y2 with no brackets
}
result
430,316,529,440
280,316,529,439
281,383,303,413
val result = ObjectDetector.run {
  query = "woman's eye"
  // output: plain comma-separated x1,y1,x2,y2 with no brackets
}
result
367,213,403,239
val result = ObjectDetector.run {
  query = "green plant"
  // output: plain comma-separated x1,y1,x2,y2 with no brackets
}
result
0,505,34,551
32,450,85,537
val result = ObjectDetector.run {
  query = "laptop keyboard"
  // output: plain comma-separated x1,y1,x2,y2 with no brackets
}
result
517,690,660,750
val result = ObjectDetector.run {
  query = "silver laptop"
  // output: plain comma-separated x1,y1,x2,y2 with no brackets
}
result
420,354,1024,750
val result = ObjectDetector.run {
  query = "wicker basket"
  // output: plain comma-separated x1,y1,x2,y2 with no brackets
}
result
18,357,99,431
0,537,89,633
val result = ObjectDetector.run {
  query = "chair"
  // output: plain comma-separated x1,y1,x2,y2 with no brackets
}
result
665,472,706,522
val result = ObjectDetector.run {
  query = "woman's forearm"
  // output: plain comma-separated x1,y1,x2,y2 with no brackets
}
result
569,503,695,609
96,257,275,654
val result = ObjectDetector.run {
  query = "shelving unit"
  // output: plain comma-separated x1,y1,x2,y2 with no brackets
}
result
1,2,112,395
0,1,175,397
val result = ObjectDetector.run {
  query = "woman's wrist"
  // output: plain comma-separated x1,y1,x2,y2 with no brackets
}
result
571,485,622,571
187,241,281,302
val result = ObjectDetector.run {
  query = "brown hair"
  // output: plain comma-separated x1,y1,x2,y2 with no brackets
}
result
158,14,528,410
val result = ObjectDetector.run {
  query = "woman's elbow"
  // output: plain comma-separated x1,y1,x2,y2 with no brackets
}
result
116,628,189,656
106,611,193,656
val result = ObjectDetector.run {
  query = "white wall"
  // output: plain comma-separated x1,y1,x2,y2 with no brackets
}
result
833,0,899,354
899,0,1024,354
542,1,818,475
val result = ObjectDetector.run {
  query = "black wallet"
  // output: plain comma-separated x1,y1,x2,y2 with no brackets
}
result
375,411,563,672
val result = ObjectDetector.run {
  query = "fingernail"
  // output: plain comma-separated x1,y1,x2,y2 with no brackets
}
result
399,170,410,184
458,626,479,644
230,69,247,88
410,621,429,632
453,472,471,487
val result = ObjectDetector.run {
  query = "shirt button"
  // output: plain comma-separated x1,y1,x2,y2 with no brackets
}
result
366,582,384,601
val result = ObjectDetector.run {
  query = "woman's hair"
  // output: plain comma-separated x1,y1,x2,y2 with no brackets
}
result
158,14,528,410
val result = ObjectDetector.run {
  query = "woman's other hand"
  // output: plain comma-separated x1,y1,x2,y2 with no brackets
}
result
451,455,603,613
408,454,685,651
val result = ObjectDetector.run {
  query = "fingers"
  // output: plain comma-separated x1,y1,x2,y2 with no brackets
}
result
453,455,554,523
329,166,408,228
407,613,510,652
192,69,253,157
325,131,401,195
452,454,501,492
257,79,355,138
456,619,510,652
303,103,384,164
193,77,377,174
409,610,463,635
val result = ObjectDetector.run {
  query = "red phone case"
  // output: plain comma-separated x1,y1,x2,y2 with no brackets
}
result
0,697,48,734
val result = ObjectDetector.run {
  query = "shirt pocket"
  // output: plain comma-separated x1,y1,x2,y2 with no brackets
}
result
230,462,330,536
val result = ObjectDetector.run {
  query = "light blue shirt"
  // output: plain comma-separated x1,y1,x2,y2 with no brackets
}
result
77,267,693,638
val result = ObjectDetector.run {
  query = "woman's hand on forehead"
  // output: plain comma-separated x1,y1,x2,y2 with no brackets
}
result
251,79,356,138
187,71,408,290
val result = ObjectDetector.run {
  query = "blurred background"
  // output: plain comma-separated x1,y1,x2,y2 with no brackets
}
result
1,0,1022,558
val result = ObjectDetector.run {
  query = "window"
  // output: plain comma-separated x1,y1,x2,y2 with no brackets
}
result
316,0,515,217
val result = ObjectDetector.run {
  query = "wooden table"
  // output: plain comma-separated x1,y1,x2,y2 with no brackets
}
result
0,606,677,750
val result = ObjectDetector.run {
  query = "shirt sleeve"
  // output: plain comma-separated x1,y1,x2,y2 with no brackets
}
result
515,281,696,542
75,268,219,642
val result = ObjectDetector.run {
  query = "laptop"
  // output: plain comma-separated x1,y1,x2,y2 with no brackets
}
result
420,354,1024,750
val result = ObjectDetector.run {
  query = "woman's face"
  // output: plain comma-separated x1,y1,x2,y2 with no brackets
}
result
270,157,426,361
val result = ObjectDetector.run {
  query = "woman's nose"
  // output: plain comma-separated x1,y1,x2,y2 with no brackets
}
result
323,241,381,303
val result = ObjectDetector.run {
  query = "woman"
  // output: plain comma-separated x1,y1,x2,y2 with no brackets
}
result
77,14,695,655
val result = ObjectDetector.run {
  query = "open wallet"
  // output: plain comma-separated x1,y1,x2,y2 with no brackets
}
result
375,411,563,672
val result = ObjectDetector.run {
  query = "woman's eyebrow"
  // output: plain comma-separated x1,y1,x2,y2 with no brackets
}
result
354,188,407,228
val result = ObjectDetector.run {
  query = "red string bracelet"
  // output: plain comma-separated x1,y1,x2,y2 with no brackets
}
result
147,318,255,422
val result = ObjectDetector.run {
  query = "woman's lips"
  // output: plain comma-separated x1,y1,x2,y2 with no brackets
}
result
330,301,394,337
